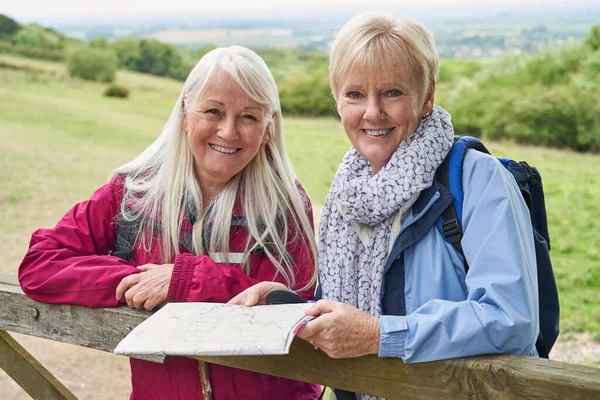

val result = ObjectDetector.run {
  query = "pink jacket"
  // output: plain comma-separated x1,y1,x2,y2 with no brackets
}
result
19,176,320,400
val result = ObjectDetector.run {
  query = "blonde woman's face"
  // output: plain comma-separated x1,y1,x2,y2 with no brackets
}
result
184,69,269,192
336,66,434,174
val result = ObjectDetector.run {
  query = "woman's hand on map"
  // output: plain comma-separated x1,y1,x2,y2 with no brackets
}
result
297,300,380,358
228,281,289,306
116,263,174,310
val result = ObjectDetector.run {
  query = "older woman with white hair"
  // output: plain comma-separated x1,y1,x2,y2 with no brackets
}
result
19,46,321,399
232,12,540,399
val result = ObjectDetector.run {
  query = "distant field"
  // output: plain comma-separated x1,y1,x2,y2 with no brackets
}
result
149,28,290,44
145,28,323,49
1,55,599,341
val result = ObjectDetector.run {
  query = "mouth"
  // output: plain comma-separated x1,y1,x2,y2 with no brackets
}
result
363,128,393,137
209,144,240,154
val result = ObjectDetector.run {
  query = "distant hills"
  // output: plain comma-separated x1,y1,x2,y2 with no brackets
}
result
5,1,600,57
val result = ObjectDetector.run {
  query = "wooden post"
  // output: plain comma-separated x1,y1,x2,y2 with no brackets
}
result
0,329,77,400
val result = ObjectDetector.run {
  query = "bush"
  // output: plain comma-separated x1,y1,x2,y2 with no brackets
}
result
104,84,129,98
278,61,336,117
67,47,118,82
484,85,599,152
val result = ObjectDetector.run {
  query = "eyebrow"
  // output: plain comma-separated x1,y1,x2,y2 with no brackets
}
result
202,100,225,106
201,99,262,111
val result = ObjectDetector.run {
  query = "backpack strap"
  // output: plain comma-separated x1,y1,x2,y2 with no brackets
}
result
109,214,138,262
436,136,491,272
111,206,285,261
111,205,198,261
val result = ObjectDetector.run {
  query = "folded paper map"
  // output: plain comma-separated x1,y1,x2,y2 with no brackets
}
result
113,302,314,358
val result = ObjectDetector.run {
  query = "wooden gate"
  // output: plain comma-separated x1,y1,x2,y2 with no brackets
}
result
1,273,599,399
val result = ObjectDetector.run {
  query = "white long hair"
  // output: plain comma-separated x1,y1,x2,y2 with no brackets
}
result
111,46,317,291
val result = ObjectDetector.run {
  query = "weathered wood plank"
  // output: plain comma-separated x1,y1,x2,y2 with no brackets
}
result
0,283,149,352
0,329,77,400
1,277,600,399
0,283,164,363
196,340,480,399
193,341,600,399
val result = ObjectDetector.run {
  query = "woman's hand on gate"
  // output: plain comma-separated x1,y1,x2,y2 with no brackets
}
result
116,263,174,310
296,300,380,358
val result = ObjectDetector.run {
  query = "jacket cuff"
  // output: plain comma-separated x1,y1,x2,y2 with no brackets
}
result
167,253,195,302
378,315,408,358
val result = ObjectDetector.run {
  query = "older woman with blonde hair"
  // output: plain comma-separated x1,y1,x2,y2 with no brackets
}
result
233,12,540,399
19,46,320,399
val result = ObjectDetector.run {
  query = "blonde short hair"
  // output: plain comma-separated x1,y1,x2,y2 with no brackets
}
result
329,12,439,100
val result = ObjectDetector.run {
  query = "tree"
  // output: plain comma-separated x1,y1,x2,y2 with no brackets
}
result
112,39,141,70
0,14,20,37
136,39,180,77
584,25,600,52
67,47,118,82
12,24,63,49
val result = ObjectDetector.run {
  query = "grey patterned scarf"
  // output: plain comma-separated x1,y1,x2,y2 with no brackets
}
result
318,105,454,400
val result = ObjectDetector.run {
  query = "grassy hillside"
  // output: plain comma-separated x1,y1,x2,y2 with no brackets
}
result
1,55,599,339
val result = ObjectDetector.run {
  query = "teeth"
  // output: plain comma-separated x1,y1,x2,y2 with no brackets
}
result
210,144,239,154
364,129,392,136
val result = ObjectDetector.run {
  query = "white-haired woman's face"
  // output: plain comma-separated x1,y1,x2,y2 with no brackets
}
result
184,69,269,191
336,67,434,174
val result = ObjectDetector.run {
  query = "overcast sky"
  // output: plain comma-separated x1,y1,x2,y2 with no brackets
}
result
1,0,580,19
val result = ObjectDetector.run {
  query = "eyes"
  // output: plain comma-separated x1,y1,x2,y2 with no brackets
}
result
202,109,259,122
345,89,403,100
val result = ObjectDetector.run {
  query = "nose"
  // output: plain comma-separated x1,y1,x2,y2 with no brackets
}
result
217,116,239,141
363,97,385,121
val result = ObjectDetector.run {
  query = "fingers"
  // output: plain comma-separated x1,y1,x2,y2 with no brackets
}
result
227,282,288,306
228,291,250,305
131,290,149,310
124,284,139,308
244,292,260,307
230,288,258,306
304,300,337,316
144,296,160,311
136,263,165,272
116,273,141,301
296,314,328,339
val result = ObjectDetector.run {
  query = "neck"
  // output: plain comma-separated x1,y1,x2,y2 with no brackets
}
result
198,177,227,213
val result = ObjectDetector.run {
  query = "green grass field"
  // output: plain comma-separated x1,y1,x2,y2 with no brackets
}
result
1,55,599,340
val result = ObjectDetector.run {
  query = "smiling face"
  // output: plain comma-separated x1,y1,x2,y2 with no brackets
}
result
183,69,269,195
336,64,434,174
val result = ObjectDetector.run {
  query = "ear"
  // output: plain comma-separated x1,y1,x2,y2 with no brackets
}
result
263,113,276,144
262,125,269,144
181,99,188,133
182,114,188,133
421,80,436,118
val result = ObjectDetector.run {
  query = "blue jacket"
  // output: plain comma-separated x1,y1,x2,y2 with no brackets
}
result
378,150,539,362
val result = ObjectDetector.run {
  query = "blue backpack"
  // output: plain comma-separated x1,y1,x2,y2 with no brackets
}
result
435,136,560,358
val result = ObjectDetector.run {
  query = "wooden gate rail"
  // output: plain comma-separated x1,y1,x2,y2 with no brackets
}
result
1,274,600,399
